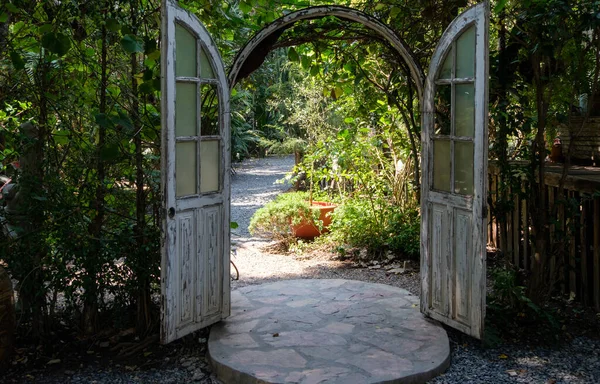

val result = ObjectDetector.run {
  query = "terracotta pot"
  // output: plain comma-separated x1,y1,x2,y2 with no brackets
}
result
0,266,15,363
291,202,336,240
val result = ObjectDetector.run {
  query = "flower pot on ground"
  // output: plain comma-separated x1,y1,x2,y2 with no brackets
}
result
291,201,337,240
249,192,336,245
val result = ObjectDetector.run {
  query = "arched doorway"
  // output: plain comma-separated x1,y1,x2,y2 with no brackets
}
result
228,5,425,101
161,0,489,345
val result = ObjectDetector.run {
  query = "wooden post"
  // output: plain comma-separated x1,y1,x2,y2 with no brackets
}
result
594,198,600,311
513,189,520,267
580,199,588,305
569,191,577,298
522,179,529,271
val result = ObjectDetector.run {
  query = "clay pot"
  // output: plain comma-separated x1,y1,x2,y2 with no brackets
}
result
291,202,336,240
0,266,15,363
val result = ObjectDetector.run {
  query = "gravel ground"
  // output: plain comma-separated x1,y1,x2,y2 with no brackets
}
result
5,155,599,383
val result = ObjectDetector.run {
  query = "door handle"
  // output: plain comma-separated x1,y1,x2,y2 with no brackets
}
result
168,207,175,218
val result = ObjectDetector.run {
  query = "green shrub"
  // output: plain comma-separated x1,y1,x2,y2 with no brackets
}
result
328,198,420,259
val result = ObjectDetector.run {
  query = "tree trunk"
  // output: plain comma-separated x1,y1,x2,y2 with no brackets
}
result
528,55,551,302
130,1,152,335
84,7,108,335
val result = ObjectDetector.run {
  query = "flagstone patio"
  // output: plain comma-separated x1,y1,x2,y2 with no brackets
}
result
208,279,450,384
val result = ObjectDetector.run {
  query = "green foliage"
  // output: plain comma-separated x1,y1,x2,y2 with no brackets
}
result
249,191,322,245
486,267,560,343
329,199,420,259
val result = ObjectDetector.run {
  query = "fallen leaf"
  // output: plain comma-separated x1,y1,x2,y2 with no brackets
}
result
47,359,61,365
507,370,518,376
498,354,508,359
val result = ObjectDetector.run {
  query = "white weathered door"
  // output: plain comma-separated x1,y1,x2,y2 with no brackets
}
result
420,2,489,339
160,0,231,344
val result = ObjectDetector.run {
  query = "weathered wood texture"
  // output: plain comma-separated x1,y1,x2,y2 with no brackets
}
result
421,2,489,340
488,163,600,310
160,0,231,345
559,117,600,162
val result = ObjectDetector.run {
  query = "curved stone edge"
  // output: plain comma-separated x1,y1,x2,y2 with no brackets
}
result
209,322,450,384
208,329,277,384
208,280,452,384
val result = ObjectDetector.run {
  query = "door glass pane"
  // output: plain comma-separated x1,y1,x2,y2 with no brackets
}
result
439,48,453,79
433,140,451,192
176,82,197,137
201,83,220,136
175,24,197,78
455,84,475,137
454,141,474,195
200,45,216,79
456,26,475,78
434,85,451,135
200,140,220,193
176,141,197,196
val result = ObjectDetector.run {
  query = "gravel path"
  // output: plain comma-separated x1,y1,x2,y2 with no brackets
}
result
6,155,599,383
230,156,600,384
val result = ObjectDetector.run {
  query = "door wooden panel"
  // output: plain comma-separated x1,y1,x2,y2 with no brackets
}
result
421,2,489,339
161,0,231,344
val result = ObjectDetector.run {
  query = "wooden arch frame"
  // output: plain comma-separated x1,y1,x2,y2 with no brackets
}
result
228,5,425,100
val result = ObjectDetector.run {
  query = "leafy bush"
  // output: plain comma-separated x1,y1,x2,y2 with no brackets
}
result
329,198,420,259
486,267,559,343
248,191,322,246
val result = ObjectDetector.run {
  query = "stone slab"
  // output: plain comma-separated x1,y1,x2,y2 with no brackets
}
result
209,279,450,384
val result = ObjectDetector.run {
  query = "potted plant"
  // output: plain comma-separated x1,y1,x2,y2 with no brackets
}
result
249,191,335,244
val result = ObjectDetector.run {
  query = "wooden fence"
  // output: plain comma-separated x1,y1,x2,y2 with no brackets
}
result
488,162,600,310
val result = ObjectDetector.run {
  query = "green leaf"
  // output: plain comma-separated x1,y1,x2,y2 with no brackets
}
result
38,24,53,34
288,47,300,62
152,78,161,91
301,55,311,70
334,86,343,99
230,221,239,229
95,113,112,128
309,65,319,76
0,12,8,23
9,51,25,70
53,130,70,145
5,4,19,13
106,18,121,32
143,68,153,81
239,1,251,14
139,81,154,94
100,144,121,161
41,32,71,56
121,34,144,53
494,0,508,14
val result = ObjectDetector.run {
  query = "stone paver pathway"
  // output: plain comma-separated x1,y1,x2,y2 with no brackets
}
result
208,279,450,384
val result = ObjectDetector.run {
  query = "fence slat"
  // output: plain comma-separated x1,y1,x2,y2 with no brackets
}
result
513,190,520,268
594,199,600,311
581,200,588,305
569,191,577,298
522,180,529,270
